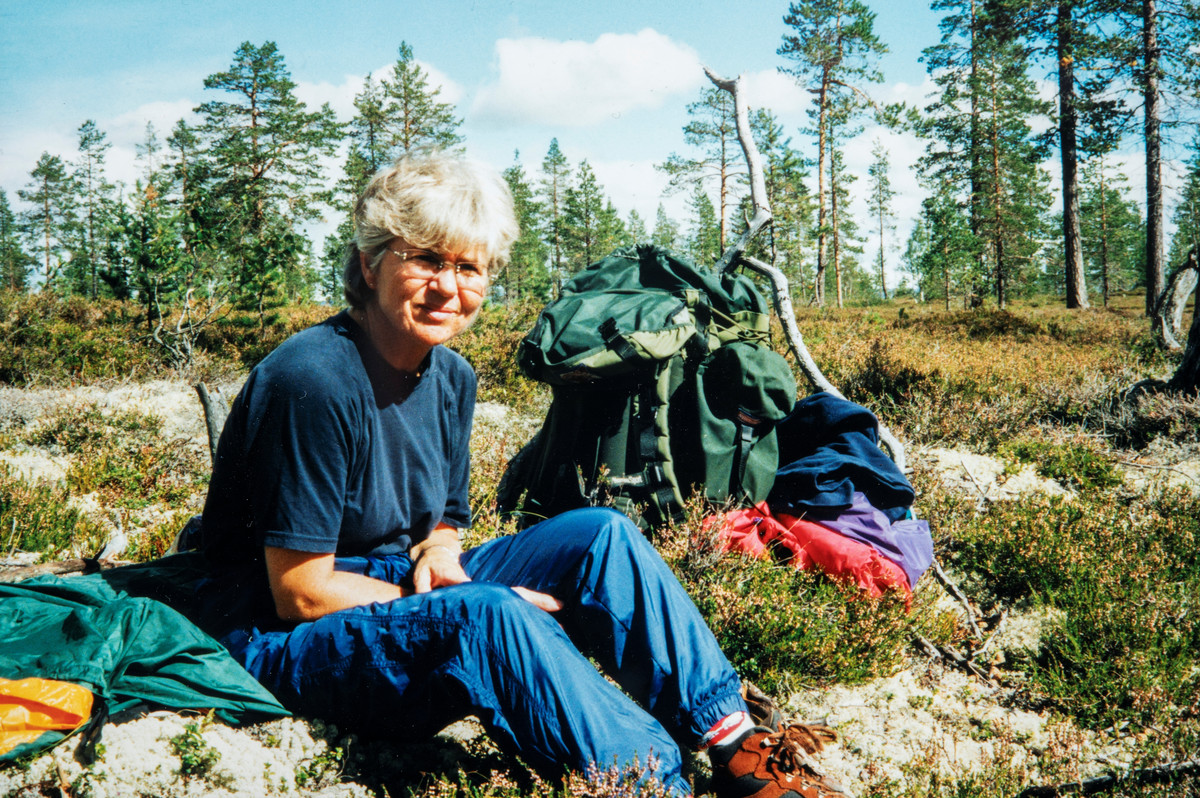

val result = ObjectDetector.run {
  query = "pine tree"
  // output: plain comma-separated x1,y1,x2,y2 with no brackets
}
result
779,0,888,306
348,74,390,189
686,185,721,265
976,29,1054,307
502,153,551,303
867,139,896,299
1011,0,1123,309
829,147,866,303
918,1,1053,307
0,190,33,292
18,153,74,290
69,120,118,298
1080,155,1144,305
538,140,572,294
657,87,744,252
196,41,342,323
382,42,464,156
652,204,680,251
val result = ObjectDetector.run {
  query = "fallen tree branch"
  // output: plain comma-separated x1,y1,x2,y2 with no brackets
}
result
1015,759,1200,797
913,634,997,688
932,557,984,641
0,557,127,583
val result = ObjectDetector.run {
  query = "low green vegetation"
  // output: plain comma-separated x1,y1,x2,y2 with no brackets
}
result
2,290,1198,796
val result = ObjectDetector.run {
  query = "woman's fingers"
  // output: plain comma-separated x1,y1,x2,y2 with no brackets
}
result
414,547,471,594
512,586,564,613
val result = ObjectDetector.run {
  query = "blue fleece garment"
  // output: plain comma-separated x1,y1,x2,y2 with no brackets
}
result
770,391,915,522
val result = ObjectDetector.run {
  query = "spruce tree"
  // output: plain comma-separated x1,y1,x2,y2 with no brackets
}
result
69,120,118,298
779,0,888,306
538,140,572,294
502,153,551,303
867,139,896,300
652,204,680,251
381,42,464,156
906,178,977,309
686,185,721,265
657,87,745,252
18,153,74,290
563,161,610,272
0,190,33,293
624,209,648,246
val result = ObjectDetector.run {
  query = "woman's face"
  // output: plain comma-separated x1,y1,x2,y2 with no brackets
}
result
360,238,487,367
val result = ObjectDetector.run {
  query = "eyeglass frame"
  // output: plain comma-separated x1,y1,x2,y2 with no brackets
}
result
387,248,490,287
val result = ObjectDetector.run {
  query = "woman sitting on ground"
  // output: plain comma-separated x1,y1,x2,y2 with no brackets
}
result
193,149,841,798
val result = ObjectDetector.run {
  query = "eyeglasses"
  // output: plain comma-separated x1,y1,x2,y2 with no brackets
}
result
389,249,489,292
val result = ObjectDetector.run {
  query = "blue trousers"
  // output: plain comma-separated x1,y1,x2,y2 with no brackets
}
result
218,509,746,793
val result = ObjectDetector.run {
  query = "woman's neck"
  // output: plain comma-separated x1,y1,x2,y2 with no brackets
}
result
349,306,430,374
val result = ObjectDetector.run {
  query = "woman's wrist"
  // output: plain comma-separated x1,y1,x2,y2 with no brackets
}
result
420,543,458,560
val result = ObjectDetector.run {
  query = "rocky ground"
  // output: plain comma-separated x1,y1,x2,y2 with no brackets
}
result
2,381,1198,798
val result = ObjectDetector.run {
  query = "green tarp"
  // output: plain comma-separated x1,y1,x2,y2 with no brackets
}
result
0,556,288,764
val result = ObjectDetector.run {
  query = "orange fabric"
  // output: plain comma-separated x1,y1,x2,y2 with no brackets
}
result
712,502,911,603
0,677,93,755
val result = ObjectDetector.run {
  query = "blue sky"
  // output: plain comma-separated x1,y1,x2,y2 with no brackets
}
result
0,0,1174,289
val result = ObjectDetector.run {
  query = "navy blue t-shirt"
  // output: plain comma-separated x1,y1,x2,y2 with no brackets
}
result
200,310,475,566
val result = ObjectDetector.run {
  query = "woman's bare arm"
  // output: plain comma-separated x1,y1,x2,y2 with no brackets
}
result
265,547,407,622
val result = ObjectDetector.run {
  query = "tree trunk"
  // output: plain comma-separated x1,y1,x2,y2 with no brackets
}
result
814,75,830,308
1143,0,1164,316
1059,1,1089,309
832,146,844,308
1100,165,1110,306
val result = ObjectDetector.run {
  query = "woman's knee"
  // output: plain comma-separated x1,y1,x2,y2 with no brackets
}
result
555,507,644,552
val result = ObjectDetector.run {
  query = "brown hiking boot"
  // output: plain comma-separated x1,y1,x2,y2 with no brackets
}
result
709,724,848,798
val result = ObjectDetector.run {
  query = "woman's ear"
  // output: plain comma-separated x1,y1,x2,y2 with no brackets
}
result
360,250,376,290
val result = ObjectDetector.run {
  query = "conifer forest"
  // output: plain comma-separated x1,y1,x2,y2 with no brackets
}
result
3,0,1199,323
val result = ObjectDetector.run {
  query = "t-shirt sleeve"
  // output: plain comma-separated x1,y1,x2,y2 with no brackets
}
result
241,366,358,554
439,366,476,530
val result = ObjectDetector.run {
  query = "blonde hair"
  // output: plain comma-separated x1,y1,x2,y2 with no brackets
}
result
343,150,519,308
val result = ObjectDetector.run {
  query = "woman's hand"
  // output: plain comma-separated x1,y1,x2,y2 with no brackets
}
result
411,543,471,593
411,525,563,613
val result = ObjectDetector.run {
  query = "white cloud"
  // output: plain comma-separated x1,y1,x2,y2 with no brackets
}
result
740,69,810,116
470,29,705,128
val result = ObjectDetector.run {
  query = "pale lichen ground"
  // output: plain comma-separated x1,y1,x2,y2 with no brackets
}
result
2,382,1197,796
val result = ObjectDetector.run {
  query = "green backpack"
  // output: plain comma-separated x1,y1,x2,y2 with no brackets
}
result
498,244,797,530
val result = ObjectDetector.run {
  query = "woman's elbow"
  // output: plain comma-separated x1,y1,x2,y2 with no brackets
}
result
272,589,326,622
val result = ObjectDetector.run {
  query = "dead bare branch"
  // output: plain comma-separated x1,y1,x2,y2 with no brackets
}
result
932,557,984,641
704,66,908,472
1153,245,1198,351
